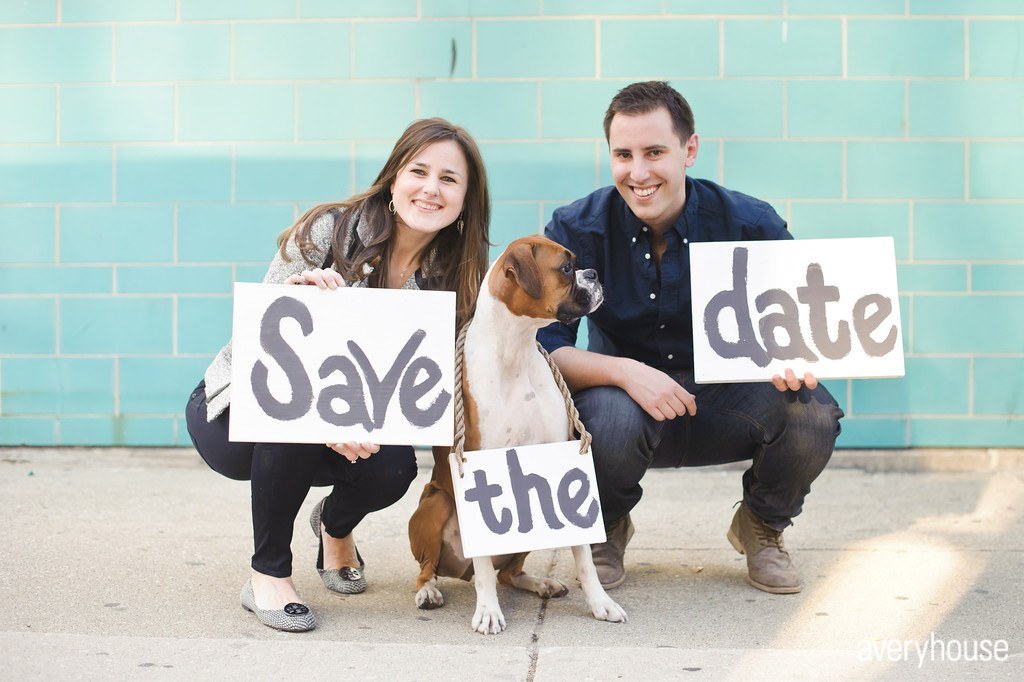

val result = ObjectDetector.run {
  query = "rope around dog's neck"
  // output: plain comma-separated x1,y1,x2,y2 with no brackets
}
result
452,319,592,478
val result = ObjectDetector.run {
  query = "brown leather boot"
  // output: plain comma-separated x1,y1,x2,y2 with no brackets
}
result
727,502,802,594
591,514,634,590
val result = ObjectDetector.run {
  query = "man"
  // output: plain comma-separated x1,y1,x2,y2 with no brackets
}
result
538,81,844,594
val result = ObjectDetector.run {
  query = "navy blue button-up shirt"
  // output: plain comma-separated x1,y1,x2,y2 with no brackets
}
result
538,177,790,370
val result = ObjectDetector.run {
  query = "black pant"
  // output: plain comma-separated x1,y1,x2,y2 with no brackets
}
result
573,373,843,531
185,380,417,578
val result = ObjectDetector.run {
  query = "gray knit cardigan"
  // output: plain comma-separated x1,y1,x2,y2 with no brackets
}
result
201,208,421,421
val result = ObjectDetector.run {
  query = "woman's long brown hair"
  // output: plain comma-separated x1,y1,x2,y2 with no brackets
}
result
277,118,491,330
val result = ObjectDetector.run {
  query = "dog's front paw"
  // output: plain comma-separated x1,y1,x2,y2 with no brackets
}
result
415,584,445,610
589,594,628,623
537,578,569,599
471,604,507,635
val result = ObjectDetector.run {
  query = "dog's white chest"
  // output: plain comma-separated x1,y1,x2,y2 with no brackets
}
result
466,351,569,449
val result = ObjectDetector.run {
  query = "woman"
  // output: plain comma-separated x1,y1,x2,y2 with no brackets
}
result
185,118,491,632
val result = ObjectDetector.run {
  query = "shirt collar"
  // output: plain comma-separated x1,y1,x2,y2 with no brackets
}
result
619,196,647,240
676,175,699,237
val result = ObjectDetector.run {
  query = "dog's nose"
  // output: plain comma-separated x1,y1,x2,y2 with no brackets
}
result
580,268,598,282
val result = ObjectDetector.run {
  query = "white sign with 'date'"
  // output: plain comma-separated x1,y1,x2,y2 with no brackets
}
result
690,237,905,383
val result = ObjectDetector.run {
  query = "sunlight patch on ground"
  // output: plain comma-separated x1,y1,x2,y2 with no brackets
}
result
726,474,1024,679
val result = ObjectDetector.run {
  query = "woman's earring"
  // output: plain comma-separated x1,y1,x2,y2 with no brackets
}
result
388,199,396,214
457,214,464,235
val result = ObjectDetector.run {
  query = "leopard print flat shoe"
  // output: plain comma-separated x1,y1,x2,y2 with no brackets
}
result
310,496,367,595
239,579,316,632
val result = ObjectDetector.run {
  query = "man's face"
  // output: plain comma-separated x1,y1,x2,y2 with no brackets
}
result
608,107,698,234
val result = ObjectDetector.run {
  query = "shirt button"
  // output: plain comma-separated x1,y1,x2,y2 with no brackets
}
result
642,226,648,232
631,237,637,243
683,238,689,244
660,324,666,329
644,253,650,260
649,293,656,300
667,354,674,360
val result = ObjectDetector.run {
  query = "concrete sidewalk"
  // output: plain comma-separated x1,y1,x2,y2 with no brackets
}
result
1,447,1022,681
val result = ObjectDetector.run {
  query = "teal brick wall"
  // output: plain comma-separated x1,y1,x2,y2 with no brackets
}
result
1,1,1022,448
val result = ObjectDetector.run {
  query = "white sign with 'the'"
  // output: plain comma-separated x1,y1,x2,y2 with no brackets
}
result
449,440,607,558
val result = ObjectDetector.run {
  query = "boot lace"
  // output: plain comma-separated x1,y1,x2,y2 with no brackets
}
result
753,520,786,552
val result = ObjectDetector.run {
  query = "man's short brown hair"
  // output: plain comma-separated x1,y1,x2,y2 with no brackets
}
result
603,81,695,146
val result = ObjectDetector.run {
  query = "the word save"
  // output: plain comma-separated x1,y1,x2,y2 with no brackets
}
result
229,283,456,445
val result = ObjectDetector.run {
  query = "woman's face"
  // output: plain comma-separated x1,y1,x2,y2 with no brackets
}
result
389,139,469,238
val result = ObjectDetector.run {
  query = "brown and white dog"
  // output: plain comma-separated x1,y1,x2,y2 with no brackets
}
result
408,235,627,634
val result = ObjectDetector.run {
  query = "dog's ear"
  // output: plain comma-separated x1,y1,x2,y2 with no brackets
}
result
504,243,544,299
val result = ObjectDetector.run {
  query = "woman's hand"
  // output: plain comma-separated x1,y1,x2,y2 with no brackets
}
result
327,441,381,463
285,268,346,290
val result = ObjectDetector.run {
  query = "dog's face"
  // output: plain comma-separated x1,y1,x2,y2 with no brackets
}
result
493,236,604,324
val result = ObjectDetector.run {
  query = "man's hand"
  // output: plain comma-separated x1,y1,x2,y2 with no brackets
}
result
622,361,697,421
327,441,380,463
771,368,819,392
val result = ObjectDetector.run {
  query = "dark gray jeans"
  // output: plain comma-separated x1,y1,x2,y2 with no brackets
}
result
574,371,843,531
185,380,417,578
